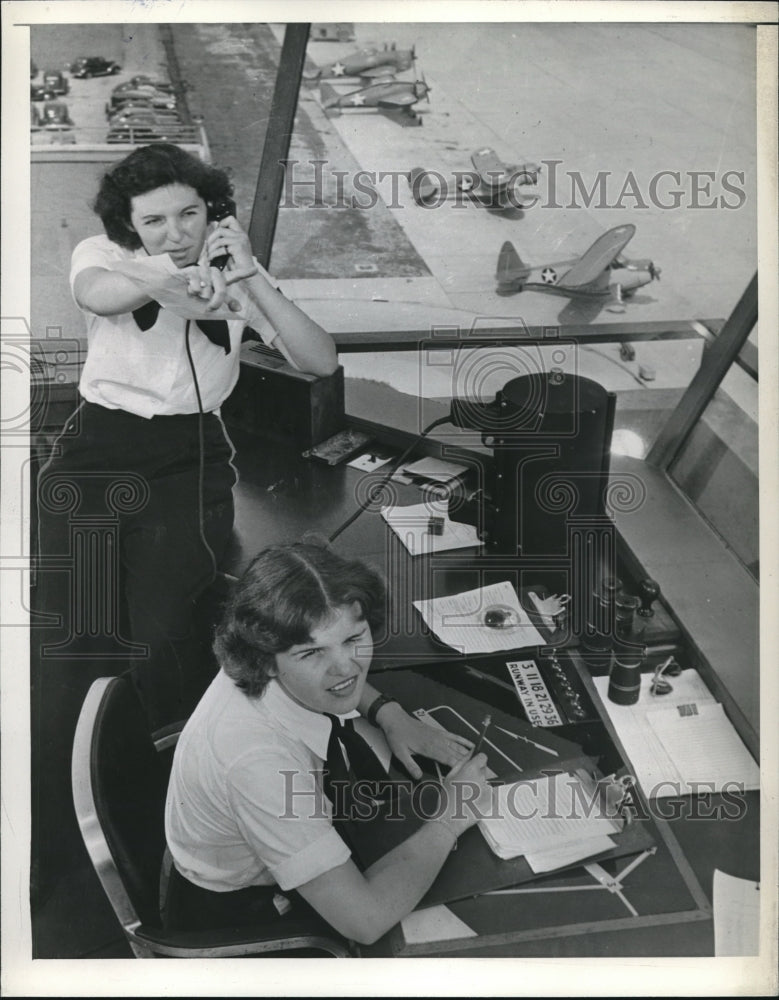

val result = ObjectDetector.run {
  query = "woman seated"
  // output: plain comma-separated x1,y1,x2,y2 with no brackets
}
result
164,542,492,946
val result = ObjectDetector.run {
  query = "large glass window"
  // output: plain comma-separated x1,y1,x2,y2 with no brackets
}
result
668,327,759,580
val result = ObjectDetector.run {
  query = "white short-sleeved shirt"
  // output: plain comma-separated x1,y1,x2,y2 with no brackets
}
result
165,671,352,893
70,234,280,418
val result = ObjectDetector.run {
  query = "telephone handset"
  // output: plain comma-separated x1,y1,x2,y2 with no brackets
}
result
206,197,236,271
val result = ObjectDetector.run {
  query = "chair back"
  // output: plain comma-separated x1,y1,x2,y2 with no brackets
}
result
72,675,169,930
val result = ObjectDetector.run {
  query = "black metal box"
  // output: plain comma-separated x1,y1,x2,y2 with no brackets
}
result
221,341,344,449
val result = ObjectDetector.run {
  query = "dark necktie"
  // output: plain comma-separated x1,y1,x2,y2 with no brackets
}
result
323,716,435,870
323,715,389,820
132,301,231,354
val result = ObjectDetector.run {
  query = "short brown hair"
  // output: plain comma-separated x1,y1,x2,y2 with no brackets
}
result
93,143,233,249
214,543,387,699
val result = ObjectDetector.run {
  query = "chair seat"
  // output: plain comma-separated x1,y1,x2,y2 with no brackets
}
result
133,916,354,957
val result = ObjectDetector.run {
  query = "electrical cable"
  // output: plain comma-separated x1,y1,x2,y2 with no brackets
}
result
328,414,452,543
184,319,218,582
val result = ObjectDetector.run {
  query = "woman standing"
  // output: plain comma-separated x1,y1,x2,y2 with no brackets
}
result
36,142,337,728
32,144,336,902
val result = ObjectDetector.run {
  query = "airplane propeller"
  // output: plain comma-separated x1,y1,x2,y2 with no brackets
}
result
420,71,431,102
649,262,661,281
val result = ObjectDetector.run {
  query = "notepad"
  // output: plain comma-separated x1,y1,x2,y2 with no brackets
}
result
478,772,620,864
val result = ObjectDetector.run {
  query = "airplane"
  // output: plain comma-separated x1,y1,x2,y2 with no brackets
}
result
304,43,416,81
409,146,541,210
319,76,431,126
495,224,660,307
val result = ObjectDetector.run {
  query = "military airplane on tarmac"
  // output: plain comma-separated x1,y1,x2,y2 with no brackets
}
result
305,43,416,81
320,75,431,125
495,224,660,307
409,146,541,210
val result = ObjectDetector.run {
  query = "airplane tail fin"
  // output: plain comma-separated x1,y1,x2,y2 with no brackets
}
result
496,241,531,294
319,82,340,108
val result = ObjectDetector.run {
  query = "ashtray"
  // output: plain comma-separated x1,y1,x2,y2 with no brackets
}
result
483,604,520,629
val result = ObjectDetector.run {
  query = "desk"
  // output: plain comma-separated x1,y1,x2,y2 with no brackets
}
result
223,427,760,958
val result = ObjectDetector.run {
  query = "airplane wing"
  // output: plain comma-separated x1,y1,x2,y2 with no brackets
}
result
556,224,636,289
471,147,510,187
377,92,417,108
360,65,396,78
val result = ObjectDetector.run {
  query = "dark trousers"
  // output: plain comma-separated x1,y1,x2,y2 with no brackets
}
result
31,400,236,902
164,866,286,932
163,869,346,956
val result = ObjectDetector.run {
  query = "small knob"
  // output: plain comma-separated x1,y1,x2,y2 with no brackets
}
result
637,578,661,617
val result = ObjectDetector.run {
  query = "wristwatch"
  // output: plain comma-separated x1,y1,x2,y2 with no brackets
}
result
366,693,399,727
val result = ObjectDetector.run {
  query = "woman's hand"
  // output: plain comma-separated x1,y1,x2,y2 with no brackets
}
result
375,702,472,780
440,752,494,832
182,259,233,312
204,215,259,285
178,215,260,310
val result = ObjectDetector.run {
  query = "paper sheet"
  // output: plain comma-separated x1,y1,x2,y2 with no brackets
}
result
413,580,544,654
479,772,620,860
401,905,478,944
592,670,758,798
401,456,469,483
347,452,394,472
646,702,760,795
524,835,617,874
382,502,481,555
713,870,760,956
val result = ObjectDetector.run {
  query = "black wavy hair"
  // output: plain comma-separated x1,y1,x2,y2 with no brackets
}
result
214,542,387,699
92,143,233,249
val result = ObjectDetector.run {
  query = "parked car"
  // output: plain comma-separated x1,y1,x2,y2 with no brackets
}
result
107,87,177,112
35,69,69,96
108,109,183,129
38,101,74,130
70,56,121,78
113,75,176,94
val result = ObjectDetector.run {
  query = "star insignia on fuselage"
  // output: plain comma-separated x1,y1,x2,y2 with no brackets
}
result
331,62,346,76
349,93,366,106
541,267,558,284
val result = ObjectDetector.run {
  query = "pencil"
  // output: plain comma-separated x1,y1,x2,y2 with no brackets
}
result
473,714,492,755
